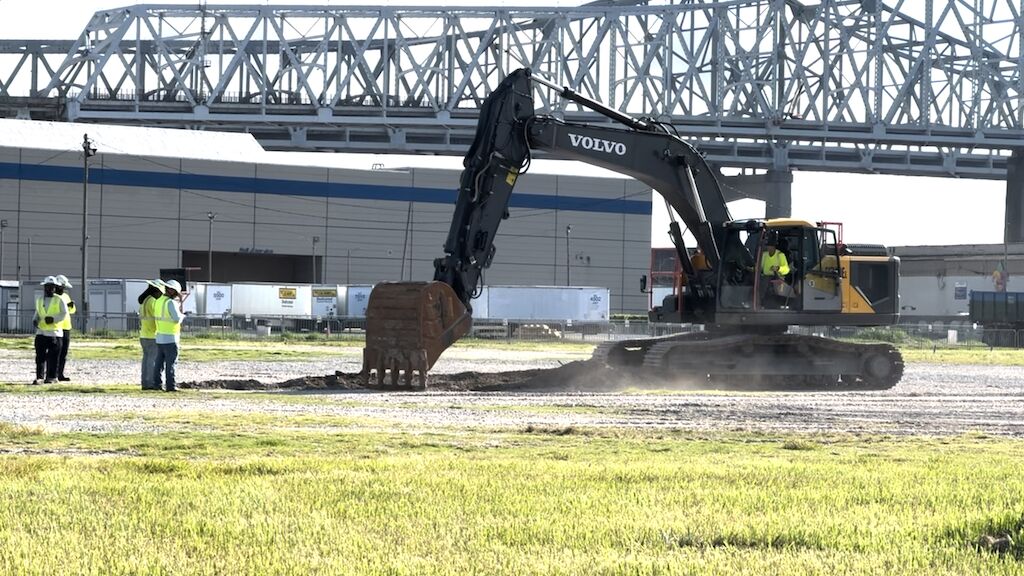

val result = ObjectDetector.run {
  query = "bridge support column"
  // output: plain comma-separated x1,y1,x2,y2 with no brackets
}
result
718,169,793,219
1006,151,1024,243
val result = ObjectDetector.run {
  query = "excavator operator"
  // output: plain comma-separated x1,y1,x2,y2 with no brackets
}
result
760,236,793,306
761,236,790,277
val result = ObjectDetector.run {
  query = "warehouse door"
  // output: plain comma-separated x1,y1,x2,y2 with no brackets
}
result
182,251,320,283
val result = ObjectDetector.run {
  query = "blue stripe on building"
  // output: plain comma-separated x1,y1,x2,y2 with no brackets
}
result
1,162,651,216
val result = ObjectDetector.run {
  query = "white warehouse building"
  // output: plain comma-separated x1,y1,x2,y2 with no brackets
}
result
0,119,653,314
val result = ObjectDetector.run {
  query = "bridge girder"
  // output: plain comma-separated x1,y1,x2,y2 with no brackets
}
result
0,1,1021,178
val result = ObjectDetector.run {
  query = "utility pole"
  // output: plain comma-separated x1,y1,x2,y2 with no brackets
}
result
565,225,572,286
312,236,320,284
0,219,7,280
207,212,216,282
81,134,97,333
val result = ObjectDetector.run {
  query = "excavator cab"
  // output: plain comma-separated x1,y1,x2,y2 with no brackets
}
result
660,220,846,323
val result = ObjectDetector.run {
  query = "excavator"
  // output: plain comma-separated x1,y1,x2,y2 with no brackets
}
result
361,68,903,390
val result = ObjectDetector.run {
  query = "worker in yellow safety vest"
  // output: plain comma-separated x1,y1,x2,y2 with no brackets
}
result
760,238,790,278
153,279,185,392
53,274,76,381
32,276,68,384
760,236,793,307
138,279,166,390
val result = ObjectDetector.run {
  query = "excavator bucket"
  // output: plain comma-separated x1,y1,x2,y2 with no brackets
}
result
360,281,472,390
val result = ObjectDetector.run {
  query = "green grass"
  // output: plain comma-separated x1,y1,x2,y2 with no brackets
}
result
0,335,593,362
16,346,355,362
6,332,1024,365
0,338,360,362
0,416,1021,575
0,382,143,394
901,347,1024,366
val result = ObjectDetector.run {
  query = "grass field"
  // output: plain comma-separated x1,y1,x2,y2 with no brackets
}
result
900,347,1024,365
3,334,1024,365
0,335,595,362
0,335,1022,573
0,415,1021,575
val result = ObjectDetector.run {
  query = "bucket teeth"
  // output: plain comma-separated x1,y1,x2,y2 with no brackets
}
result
360,348,430,390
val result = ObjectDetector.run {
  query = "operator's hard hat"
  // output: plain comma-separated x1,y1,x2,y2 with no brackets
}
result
163,279,182,293
55,274,72,288
146,279,166,294
40,275,58,286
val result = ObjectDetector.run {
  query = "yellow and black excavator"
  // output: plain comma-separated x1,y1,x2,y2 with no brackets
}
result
361,68,903,390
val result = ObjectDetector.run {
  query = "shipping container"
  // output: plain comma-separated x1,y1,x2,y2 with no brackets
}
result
230,283,312,316
483,286,610,321
0,280,20,332
124,280,198,316
312,285,344,317
469,286,489,319
969,291,1024,328
345,285,373,318
81,279,198,331
192,283,232,316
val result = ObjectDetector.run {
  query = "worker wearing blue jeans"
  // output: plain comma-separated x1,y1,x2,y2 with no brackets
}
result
138,279,165,389
153,279,184,392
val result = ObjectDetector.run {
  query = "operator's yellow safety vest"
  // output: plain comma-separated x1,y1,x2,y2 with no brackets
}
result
35,296,62,332
153,295,181,336
59,292,75,330
140,295,158,339
761,250,790,276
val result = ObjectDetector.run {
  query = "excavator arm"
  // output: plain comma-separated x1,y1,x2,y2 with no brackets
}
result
432,69,536,308
362,68,733,388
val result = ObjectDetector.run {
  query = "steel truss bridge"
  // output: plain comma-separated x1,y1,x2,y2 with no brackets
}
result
1,1,1024,179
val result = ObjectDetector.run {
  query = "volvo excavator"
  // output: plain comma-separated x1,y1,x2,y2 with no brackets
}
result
361,68,903,390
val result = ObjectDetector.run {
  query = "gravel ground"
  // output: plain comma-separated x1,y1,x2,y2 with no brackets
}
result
1,351,1023,436
0,347,582,385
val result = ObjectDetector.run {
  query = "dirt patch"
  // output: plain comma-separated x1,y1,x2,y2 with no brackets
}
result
180,373,359,391
489,361,634,392
180,360,635,393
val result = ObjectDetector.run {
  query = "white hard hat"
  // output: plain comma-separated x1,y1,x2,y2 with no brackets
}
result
40,275,58,286
145,279,166,294
163,279,182,293
56,274,72,288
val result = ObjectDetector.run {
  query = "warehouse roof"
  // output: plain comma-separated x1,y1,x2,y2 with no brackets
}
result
0,118,629,179
262,150,630,178
0,118,264,162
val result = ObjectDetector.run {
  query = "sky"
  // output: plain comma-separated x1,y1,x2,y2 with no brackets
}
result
0,0,1008,248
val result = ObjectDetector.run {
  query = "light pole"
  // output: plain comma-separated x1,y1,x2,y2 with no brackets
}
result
0,219,7,280
312,236,320,284
207,212,216,282
321,231,328,284
565,224,572,286
81,134,96,332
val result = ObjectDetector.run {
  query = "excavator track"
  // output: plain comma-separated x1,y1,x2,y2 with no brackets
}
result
594,333,903,391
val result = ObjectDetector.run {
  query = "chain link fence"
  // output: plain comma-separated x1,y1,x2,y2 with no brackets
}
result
2,308,1023,348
